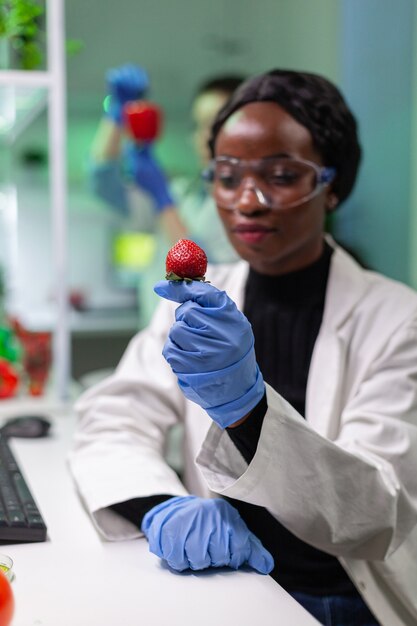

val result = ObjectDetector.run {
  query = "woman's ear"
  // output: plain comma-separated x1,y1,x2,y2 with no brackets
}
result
326,192,338,212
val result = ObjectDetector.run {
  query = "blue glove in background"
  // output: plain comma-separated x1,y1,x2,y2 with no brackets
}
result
106,64,149,125
141,495,274,574
154,280,265,428
124,143,174,212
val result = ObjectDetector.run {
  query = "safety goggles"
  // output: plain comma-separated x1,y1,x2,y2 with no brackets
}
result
202,156,335,211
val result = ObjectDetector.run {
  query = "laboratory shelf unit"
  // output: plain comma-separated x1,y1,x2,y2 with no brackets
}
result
0,0,70,402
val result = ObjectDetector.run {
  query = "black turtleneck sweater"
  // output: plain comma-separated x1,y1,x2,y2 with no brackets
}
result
111,242,356,595
226,242,356,594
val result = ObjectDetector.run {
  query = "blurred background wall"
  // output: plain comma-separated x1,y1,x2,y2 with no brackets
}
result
15,0,416,282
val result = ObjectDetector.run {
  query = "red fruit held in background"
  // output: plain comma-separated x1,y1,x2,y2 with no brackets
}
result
165,239,208,282
0,569,14,626
123,101,162,143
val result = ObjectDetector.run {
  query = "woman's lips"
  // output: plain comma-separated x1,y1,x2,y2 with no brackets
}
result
232,224,275,244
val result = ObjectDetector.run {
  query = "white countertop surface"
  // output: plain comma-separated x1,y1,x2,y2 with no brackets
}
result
2,406,319,626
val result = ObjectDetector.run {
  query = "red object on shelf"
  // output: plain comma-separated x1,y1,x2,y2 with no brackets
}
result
123,101,162,143
10,319,52,397
0,359,19,399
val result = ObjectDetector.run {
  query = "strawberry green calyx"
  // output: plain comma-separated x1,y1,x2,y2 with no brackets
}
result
165,239,208,282
165,272,207,283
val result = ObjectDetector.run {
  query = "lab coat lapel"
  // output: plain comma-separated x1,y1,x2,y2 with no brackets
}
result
306,325,346,438
306,245,368,438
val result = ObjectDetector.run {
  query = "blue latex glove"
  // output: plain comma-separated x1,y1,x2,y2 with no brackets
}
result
124,143,174,212
153,280,265,428
105,64,149,125
141,495,274,574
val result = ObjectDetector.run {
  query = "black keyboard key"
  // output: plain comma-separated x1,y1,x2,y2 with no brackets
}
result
27,514,45,528
0,442,18,472
8,511,26,526
12,472,36,505
24,503,40,515
1,488,21,511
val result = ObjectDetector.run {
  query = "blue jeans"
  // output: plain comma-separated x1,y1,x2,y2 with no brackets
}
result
289,591,380,626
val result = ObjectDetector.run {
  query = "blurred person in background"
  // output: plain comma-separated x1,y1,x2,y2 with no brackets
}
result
89,65,243,327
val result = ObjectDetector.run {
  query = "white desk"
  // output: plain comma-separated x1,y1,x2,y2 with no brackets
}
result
3,411,320,626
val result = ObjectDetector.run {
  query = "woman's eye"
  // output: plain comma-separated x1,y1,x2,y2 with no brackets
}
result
217,171,240,188
268,170,299,186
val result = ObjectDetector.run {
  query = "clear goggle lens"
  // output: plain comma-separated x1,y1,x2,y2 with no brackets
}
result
202,156,335,210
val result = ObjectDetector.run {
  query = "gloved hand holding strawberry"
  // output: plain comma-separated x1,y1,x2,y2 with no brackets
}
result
154,240,265,428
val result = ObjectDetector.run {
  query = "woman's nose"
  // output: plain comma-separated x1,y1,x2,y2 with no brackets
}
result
234,180,270,213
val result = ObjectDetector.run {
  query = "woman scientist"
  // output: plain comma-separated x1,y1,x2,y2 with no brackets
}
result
69,69,417,626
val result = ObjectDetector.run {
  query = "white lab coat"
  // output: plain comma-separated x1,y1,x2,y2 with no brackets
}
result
69,241,417,626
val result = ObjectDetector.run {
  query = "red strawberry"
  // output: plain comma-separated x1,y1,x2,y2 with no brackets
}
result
165,239,208,282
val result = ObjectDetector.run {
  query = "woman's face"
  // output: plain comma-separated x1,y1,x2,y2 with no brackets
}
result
214,101,333,275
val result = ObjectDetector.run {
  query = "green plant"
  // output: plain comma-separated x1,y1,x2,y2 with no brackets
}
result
0,0,83,70
0,0,44,69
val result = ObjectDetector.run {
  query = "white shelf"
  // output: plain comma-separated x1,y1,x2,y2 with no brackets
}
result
0,0,70,401
0,69,52,87
0,83,47,143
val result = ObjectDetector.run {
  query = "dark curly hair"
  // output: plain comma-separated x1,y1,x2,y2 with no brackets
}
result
208,69,362,206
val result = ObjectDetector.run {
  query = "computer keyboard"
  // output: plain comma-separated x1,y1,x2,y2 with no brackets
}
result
0,433,47,543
